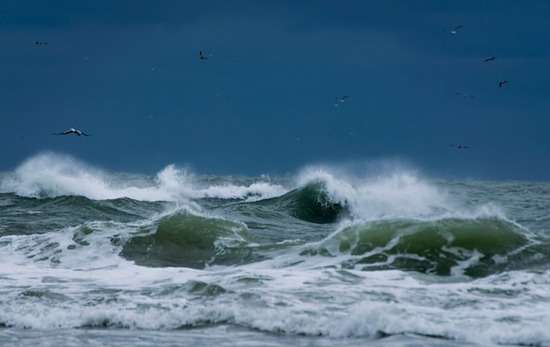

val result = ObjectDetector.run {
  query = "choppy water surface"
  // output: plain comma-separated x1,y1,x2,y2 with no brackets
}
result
1,153,549,347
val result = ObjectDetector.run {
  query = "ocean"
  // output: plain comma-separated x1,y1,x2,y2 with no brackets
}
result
0,153,549,347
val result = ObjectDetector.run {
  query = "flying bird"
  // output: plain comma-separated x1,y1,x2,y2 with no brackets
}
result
450,25,463,35
199,51,210,61
455,92,476,99
53,128,90,136
483,56,496,62
498,80,509,88
449,144,470,149
334,96,350,107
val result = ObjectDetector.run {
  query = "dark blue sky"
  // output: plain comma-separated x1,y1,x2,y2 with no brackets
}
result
1,1,550,179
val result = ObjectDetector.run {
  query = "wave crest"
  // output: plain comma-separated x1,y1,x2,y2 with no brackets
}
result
0,153,286,202
294,167,504,221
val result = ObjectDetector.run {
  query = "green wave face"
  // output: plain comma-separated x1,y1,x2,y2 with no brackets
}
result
120,213,253,268
315,218,532,277
256,182,347,224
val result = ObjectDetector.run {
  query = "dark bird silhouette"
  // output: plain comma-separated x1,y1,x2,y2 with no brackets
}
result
498,80,509,88
199,51,209,60
455,92,476,99
53,128,90,136
450,25,463,35
483,56,496,62
334,96,350,107
449,144,470,149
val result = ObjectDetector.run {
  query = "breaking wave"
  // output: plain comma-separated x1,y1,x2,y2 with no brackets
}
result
1,153,550,347
252,182,349,224
0,153,286,202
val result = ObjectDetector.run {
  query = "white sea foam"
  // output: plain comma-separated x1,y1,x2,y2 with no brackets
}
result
0,246,549,347
295,166,505,221
1,153,544,347
0,211,548,346
0,153,507,223
0,153,286,202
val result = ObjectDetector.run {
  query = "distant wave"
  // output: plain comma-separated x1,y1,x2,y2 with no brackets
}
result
244,166,505,224
294,167,505,221
0,152,287,202
1,153,509,224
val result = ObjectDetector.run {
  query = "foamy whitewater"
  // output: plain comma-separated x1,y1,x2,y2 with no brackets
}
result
1,153,549,347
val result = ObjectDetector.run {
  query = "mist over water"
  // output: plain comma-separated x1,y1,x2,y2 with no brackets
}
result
1,153,550,347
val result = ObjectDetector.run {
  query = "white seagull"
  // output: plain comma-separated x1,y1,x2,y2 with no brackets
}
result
450,25,463,35
53,128,90,136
